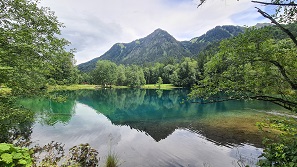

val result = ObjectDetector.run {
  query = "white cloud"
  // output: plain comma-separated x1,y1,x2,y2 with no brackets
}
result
40,0,269,64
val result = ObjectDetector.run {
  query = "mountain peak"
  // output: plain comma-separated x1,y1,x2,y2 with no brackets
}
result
153,28,167,33
150,28,171,36
147,28,176,43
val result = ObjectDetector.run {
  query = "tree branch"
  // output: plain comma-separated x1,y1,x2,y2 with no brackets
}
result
252,1,297,6
197,0,206,8
192,95,297,111
251,95,297,111
254,59,297,90
268,60,297,90
255,7,297,47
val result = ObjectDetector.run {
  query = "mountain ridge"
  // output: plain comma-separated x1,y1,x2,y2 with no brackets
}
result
78,25,245,72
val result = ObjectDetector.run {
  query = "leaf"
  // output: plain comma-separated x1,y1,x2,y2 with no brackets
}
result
18,159,27,165
0,143,11,152
12,152,23,159
1,153,13,164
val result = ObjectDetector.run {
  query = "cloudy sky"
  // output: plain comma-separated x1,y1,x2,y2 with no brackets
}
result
40,0,270,65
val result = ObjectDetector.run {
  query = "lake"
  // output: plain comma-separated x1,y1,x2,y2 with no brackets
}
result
19,89,286,167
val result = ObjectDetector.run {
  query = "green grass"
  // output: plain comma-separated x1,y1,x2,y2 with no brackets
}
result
105,152,119,167
47,84,99,92
141,84,180,90
0,86,11,95
47,84,180,92
112,85,129,89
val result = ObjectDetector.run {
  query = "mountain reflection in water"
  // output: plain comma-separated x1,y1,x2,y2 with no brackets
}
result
19,89,285,167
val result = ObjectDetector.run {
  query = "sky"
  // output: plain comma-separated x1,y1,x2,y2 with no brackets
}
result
39,0,270,65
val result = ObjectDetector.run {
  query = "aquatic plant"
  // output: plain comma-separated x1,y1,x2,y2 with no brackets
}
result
105,151,119,167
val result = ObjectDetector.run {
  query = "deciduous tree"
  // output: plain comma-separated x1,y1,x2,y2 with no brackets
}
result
91,60,117,87
189,28,297,111
0,0,76,94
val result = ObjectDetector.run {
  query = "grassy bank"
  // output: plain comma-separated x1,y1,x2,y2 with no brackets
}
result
1,84,180,94
47,84,180,92
141,84,180,90
47,84,99,92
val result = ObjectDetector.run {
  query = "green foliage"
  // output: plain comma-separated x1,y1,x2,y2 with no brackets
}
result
0,143,33,167
156,77,163,89
79,73,92,84
125,65,146,88
0,97,34,144
0,0,77,94
116,65,126,86
257,117,297,166
270,0,297,23
0,141,100,167
144,63,165,84
90,61,146,88
175,57,200,87
162,64,176,83
259,140,297,167
91,60,118,86
189,28,297,111
143,58,201,87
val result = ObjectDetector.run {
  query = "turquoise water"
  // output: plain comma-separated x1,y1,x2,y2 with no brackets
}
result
19,89,286,167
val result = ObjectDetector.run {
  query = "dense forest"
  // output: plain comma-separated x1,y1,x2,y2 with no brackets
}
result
1,0,297,166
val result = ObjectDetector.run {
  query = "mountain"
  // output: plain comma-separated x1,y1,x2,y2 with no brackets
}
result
100,29,192,64
78,25,245,72
181,25,245,55
254,23,273,29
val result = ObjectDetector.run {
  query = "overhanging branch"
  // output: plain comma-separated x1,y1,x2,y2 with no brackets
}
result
192,95,297,111
254,59,297,90
255,7,297,47
252,1,297,6
197,0,206,8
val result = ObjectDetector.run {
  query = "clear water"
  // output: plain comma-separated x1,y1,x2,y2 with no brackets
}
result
19,89,286,167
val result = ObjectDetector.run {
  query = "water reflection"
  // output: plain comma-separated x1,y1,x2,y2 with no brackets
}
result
18,89,286,166
76,89,281,146
20,89,284,145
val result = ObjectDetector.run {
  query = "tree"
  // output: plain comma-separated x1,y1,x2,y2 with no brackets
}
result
156,77,163,89
189,28,297,111
79,73,92,84
143,63,164,84
91,60,118,87
0,0,75,94
47,50,79,85
176,57,199,87
125,65,146,88
169,70,180,86
116,64,126,86
162,64,176,84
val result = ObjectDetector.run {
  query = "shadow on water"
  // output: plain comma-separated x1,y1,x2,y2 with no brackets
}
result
19,89,287,148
